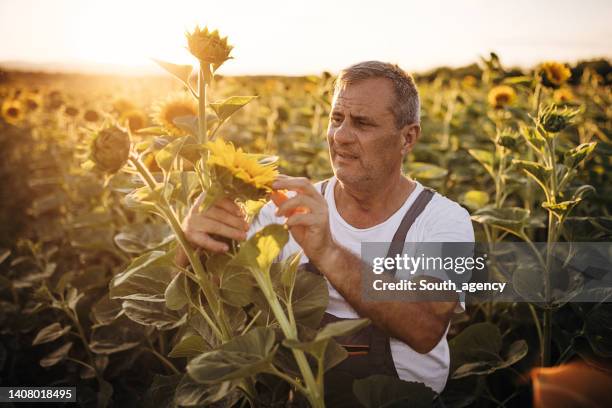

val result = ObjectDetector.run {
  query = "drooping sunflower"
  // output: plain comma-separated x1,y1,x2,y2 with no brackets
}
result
1,99,24,125
152,95,198,137
553,88,574,103
206,138,278,200
84,109,100,122
487,85,516,109
186,26,233,66
64,106,79,117
539,62,571,89
22,92,42,112
112,98,136,115
120,109,147,132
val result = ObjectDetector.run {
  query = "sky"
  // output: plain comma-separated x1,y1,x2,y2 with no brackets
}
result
0,0,610,75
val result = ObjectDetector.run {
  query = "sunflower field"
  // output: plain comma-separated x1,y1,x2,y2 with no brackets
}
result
0,25,611,408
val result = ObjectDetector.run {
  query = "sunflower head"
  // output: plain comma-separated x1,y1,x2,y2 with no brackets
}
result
23,92,42,112
1,99,24,125
64,106,79,117
120,109,147,132
553,88,574,103
186,26,233,66
206,138,278,201
152,95,198,137
112,98,136,115
487,85,516,109
90,125,131,173
84,109,100,122
539,62,571,89
538,104,580,134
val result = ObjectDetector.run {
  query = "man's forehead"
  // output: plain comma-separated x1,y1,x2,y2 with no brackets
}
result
331,80,395,117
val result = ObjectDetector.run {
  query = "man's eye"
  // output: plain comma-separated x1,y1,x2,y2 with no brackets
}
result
331,116,342,125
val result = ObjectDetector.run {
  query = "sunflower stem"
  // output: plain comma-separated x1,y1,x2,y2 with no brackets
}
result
198,64,208,144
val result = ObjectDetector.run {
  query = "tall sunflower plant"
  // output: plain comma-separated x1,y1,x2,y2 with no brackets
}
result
470,60,598,368
86,26,360,408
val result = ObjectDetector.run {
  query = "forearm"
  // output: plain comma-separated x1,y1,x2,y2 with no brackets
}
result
315,243,456,353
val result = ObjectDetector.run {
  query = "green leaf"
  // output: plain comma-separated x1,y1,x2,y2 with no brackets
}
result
169,335,209,358
448,323,501,376
156,136,188,172
114,223,174,254
353,375,436,408
220,265,257,307
32,323,71,345
122,299,187,331
287,266,329,328
452,340,528,379
564,142,597,169
408,162,448,180
165,272,190,311
542,198,582,218
468,149,495,178
520,125,546,151
110,251,173,300
174,375,240,407
187,327,276,383
89,315,145,354
153,59,193,88
144,374,182,408
280,251,302,289
471,207,532,237
315,318,370,342
233,224,289,275
40,342,73,367
512,159,551,189
210,96,257,121
460,190,489,211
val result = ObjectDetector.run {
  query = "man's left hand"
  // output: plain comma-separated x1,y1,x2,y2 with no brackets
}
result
271,176,335,266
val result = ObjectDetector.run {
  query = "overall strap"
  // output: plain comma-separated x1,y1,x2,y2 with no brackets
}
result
385,187,435,275
319,178,330,195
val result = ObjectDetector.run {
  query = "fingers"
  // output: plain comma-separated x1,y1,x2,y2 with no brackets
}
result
188,217,247,242
286,213,319,228
206,206,250,231
272,176,320,197
216,197,245,217
184,230,230,253
275,193,323,217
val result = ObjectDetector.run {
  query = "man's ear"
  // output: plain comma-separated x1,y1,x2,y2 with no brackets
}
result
400,123,421,155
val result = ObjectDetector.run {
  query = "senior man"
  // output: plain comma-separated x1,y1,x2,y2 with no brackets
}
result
180,61,474,404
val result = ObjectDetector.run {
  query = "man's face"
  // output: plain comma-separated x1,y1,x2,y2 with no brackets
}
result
327,77,410,187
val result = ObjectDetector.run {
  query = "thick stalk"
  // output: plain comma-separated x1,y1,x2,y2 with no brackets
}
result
256,275,323,407
198,65,208,144
129,155,229,340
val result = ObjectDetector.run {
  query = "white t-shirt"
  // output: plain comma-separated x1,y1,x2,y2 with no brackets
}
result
249,176,474,393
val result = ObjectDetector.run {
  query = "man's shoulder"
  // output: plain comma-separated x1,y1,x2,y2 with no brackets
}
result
412,186,474,241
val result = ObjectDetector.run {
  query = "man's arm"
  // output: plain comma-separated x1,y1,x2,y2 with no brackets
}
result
317,243,457,354
272,176,457,354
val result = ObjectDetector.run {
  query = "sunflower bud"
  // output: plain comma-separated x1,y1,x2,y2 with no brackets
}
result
538,104,580,134
90,126,130,173
186,26,233,66
538,62,571,89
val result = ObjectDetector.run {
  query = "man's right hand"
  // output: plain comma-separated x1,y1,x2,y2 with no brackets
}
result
175,193,250,267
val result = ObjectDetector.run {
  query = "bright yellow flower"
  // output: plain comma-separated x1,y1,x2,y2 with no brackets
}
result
206,138,278,192
539,62,571,88
487,85,516,109
152,95,197,137
186,26,233,66
553,88,574,103
1,99,24,125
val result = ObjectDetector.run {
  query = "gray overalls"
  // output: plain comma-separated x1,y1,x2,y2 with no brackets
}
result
301,179,436,407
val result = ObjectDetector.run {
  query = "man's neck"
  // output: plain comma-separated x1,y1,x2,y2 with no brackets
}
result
334,174,416,229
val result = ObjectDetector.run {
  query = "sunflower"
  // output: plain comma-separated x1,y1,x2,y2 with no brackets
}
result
64,106,79,117
152,95,197,137
462,75,478,89
553,88,574,103
186,26,233,66
84,109,100,122
206,138,278,199
1,99,24,125
487,85,516,109
539,62,571,89
120,109,147,132
22,92,42,112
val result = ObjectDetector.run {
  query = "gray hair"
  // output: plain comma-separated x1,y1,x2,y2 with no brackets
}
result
334,61,421,128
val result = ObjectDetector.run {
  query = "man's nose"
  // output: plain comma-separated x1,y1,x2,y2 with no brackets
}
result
330,120,354,144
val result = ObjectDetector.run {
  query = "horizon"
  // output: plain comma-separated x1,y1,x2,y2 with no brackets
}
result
1,0,611,76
